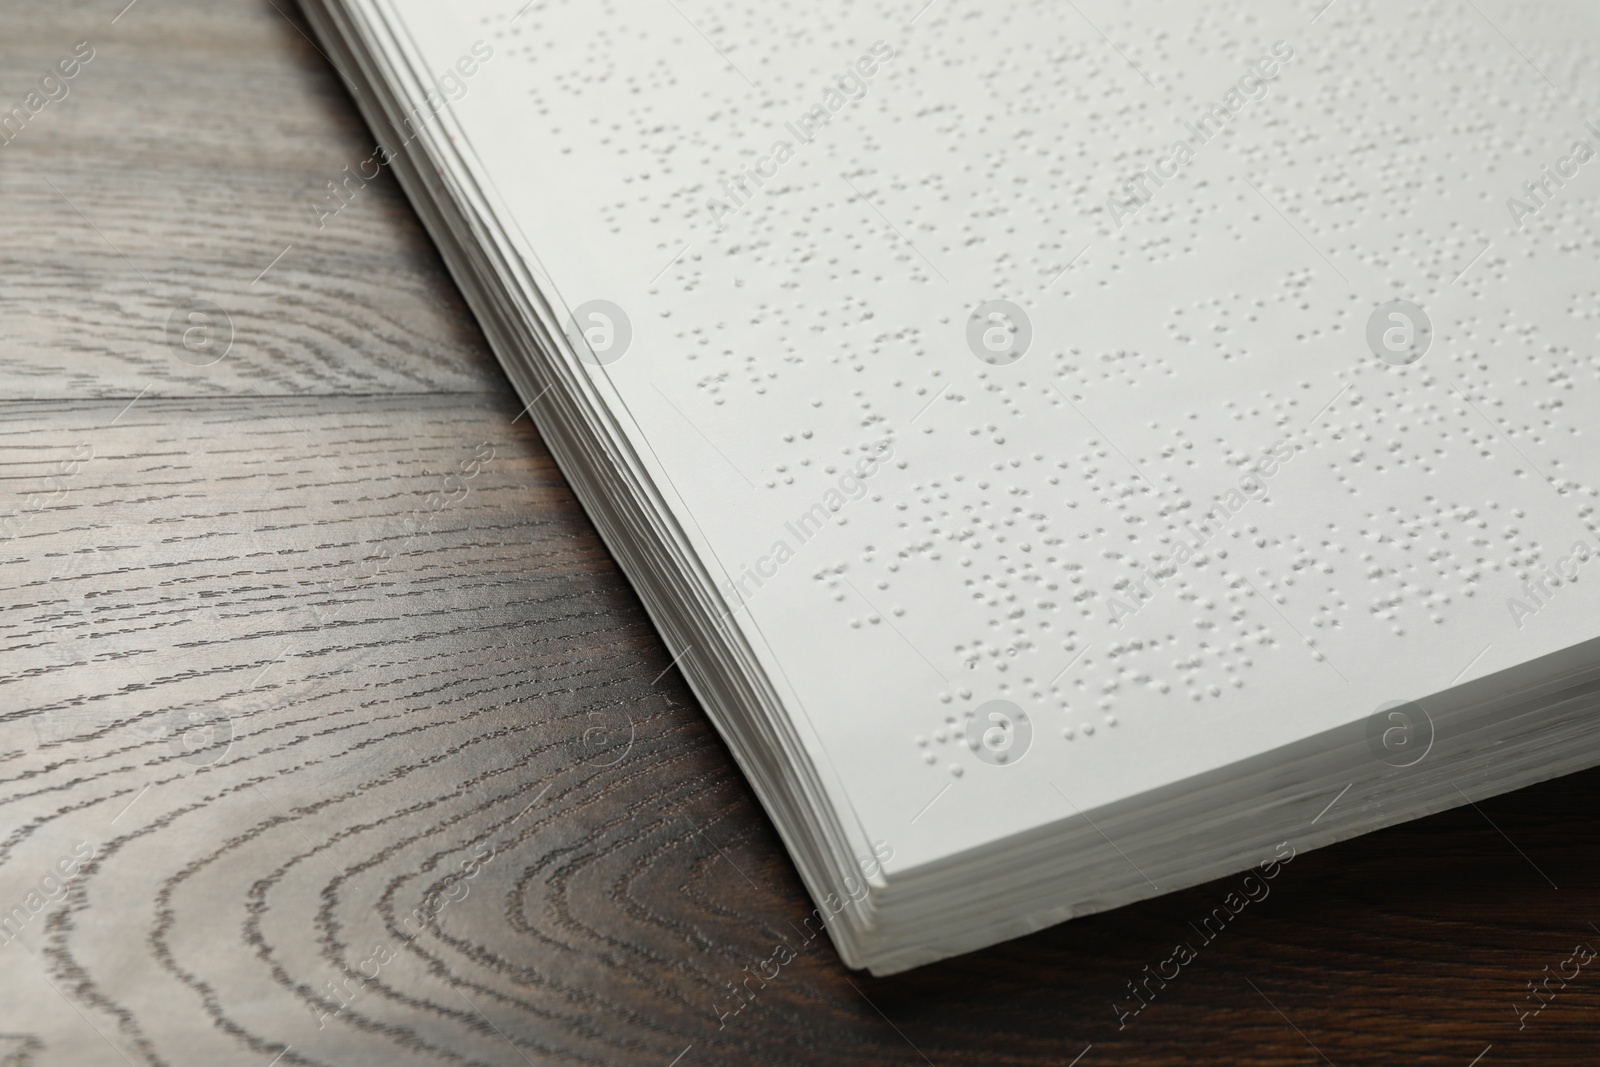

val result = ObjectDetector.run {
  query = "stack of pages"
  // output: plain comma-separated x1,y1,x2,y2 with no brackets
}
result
303,0,1600,973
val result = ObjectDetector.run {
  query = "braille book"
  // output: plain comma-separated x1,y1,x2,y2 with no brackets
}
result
303,0,1600,972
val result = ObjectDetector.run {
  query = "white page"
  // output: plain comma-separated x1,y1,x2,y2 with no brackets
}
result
373,0,1600,871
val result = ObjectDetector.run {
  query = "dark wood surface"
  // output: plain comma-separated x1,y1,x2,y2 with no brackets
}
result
3,2,1597,1065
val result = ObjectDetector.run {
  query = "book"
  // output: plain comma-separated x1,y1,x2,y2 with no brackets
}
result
301,0,1600,973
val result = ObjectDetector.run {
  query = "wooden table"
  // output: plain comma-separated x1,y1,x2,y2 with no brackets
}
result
3,2,1595,1064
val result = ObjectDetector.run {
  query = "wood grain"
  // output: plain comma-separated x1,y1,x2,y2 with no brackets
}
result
2,2,1597,1065
0,0,500,398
